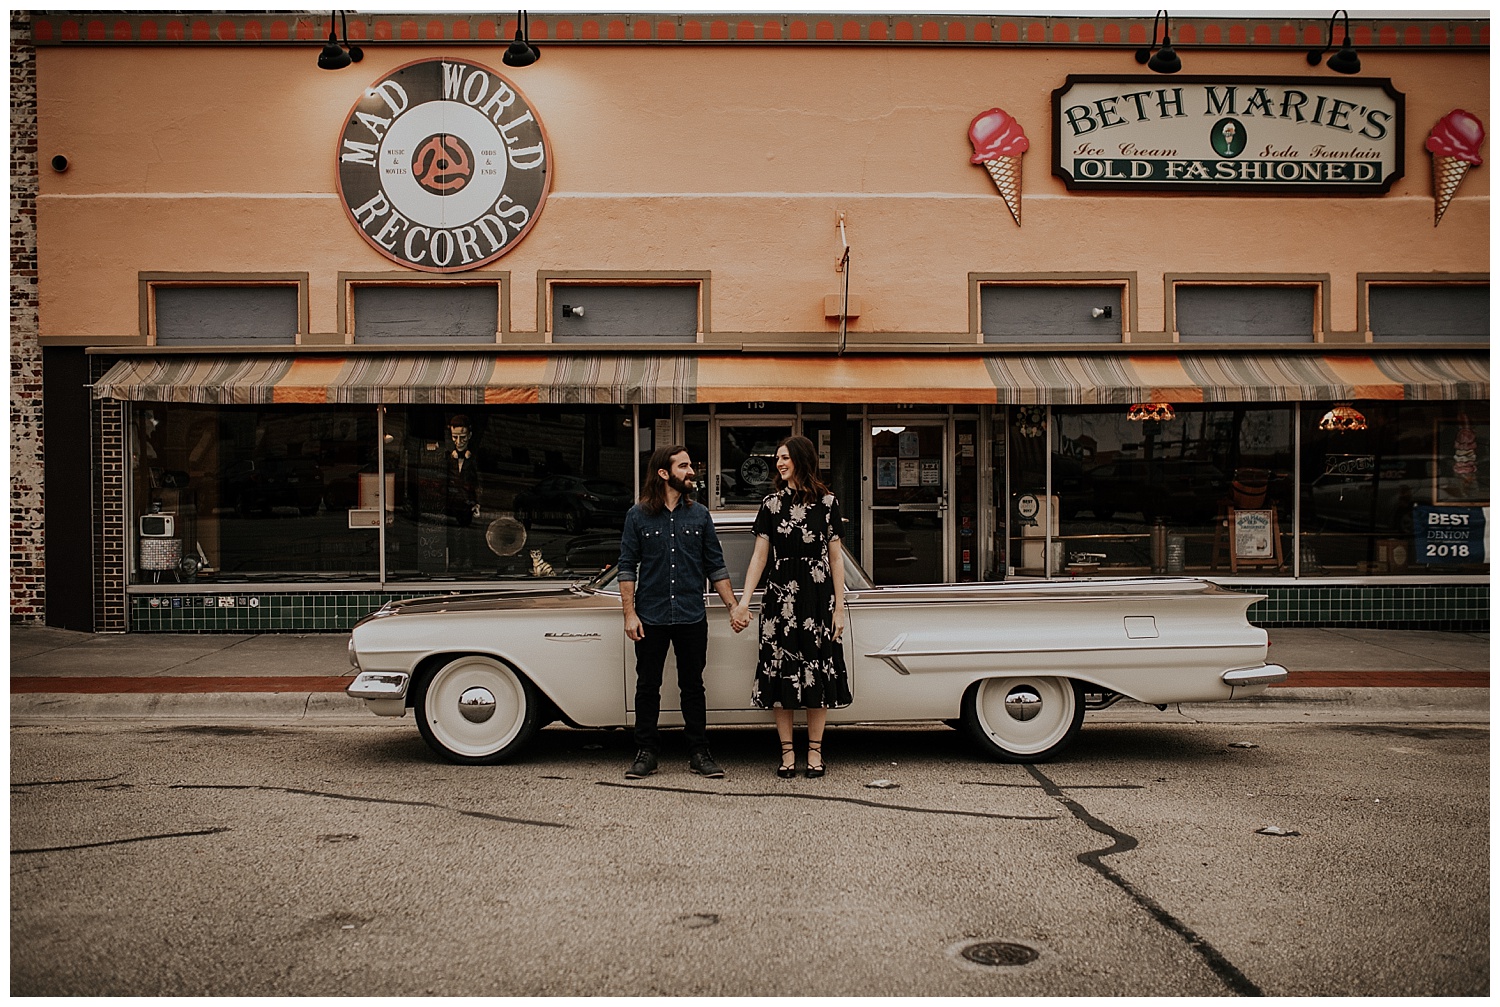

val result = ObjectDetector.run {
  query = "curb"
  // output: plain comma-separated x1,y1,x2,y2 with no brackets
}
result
1093,689,1490,725
12,688,1489,725
11,691,374,724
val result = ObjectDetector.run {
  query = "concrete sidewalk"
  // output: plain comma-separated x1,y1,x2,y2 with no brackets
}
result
9,624,1490,723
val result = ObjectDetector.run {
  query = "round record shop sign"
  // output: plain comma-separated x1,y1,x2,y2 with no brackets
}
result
336,58,550,272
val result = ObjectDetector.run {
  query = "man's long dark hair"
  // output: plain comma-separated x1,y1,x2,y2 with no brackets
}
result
773,434,831,506
639,444,691,515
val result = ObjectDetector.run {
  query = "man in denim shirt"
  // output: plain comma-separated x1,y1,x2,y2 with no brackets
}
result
618,445,742,779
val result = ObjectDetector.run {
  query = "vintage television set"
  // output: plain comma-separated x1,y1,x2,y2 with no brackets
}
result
139,513,176,538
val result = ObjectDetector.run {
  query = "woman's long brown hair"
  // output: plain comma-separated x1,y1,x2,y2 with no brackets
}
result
772,434,831,506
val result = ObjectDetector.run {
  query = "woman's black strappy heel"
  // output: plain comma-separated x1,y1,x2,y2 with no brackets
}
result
805,740,825,779
777,741,798,779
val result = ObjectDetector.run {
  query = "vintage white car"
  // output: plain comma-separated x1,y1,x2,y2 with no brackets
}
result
345,514,1286,764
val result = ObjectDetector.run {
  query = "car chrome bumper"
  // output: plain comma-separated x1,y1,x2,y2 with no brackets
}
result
1221,664,1289,688
346,671,410,700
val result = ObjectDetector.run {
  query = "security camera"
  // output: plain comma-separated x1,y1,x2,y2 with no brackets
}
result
562,304,584,318
1091,306,1113,319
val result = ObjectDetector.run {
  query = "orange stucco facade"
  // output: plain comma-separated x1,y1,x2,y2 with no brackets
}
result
15,12,1489,632
33,16,1488,344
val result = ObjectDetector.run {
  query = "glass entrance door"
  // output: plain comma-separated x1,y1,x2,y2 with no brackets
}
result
868,421,947,584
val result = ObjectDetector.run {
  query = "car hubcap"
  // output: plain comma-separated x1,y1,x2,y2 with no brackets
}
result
424,657,528,758
976,676,1075,756
1004,686,1042,722
457,686,496,723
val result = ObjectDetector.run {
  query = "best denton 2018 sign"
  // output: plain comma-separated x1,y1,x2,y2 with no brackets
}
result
1051,76,1404,193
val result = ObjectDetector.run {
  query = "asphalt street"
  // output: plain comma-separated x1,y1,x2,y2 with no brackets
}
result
10,715,1489,997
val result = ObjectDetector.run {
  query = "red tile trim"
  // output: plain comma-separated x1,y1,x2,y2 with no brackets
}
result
28,13,1490,48
12,676,351,694
1275,670,1488,688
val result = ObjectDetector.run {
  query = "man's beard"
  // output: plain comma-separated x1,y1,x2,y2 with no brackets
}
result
668,473,696,497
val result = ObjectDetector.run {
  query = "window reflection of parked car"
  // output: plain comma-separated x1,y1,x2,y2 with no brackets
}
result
1052,453,1094,520
558,532,622,574
873,522,919,569
319,462,371,511
1089,460,1228,522
513,476,632,533
1308,457,1428,533
224,457,323,516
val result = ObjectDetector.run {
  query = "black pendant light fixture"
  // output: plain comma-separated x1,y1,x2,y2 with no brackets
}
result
317,11,364,70
1134,10,1182,74
503,10,540,68
1307,10,1361,74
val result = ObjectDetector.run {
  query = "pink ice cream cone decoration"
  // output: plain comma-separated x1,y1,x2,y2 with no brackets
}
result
969,107,1029,226
1452,414,1478,489
1425,110,1485,226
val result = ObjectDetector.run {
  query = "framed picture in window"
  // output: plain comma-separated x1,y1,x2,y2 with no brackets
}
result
1434,419,1488,504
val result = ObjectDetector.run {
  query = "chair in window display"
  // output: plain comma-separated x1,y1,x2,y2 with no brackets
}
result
1212,468,1284,572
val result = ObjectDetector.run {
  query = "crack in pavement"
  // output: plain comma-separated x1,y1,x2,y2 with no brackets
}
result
13,826,231,855
170,783,568,829
597,780,1057,821
12,773,129,788
962,780,1144,791
1025,764,1263,997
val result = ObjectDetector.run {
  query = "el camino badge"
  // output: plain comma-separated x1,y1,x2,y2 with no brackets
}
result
545,632,601,642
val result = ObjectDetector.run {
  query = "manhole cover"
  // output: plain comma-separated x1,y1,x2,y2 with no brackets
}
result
960,941,1040,967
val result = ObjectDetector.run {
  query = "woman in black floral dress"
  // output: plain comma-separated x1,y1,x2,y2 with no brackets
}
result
731,435,851,778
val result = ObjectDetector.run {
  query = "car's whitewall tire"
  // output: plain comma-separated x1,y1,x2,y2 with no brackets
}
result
414,655,542,764
961,675,1085,763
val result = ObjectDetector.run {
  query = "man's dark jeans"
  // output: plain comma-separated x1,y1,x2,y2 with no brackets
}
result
633,619,709,753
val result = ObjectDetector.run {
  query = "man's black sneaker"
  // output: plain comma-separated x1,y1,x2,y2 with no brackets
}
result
689,750,726,779
625,750,658,779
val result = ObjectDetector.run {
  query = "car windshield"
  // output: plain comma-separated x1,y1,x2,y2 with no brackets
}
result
586,526,873,592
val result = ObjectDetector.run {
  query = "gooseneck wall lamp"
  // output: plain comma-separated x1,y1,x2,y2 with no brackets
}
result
1134,10,1182,74
317,11,363,70
1307,10,1361,74
503,10,541,67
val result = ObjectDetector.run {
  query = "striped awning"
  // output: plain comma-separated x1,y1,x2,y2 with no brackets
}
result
91,351,1489,405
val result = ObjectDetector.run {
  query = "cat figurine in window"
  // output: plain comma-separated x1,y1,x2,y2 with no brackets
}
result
529,549,554,577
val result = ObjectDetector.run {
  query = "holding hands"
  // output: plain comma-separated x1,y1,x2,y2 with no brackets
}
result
729,601,751,634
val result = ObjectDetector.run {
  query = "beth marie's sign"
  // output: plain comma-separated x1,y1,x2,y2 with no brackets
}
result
337,58,550,272
1052,76,1404,193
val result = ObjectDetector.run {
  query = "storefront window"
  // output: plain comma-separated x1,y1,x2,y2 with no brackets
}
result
1012,406,1295,577
130,404,378,583
130,399,1488,588
382,406,636,580
1301,402,1488,575
717,420,793,508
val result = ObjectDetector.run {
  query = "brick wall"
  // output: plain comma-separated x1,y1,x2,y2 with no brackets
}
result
10,12,43,623
93,358,127,632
